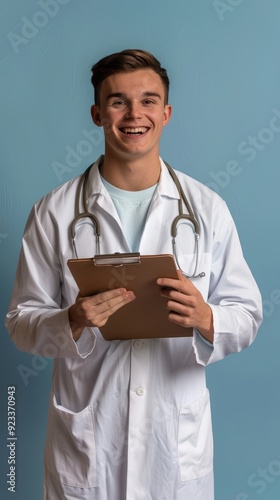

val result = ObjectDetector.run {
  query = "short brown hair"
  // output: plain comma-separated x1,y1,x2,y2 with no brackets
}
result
91,49,170,105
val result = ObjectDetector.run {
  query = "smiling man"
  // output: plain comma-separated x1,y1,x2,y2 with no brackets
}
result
90,68,171,189
6,49,262,500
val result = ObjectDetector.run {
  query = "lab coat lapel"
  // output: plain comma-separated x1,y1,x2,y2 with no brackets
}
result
139,159,179,254
85,157,122,226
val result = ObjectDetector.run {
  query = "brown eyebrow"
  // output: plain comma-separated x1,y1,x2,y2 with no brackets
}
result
106,91,162,101
106,92,126,101
142,92,162,99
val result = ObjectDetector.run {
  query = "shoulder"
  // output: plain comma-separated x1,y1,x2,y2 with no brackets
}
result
36,175,81,210
172,168,227,210
166,165,234,236
23,174,84,237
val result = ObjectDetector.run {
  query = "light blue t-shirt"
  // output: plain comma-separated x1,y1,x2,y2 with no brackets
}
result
101,177,157,252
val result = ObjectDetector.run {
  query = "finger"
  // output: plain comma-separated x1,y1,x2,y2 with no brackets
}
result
86,290,135,327
162,290,196,310
166,298,193,316
78,289,131,320
160,288,186,300
168,310,193,328
177,270,185,281
96,291,135,324
90,290,135,315
85,288,129,306
157,277,192,295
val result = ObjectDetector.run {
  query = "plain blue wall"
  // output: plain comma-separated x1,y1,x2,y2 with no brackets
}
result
1,0,280,498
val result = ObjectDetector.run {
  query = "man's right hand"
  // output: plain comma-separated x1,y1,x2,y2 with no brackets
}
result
68,288,135,341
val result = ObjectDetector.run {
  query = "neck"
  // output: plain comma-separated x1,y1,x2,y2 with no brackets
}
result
99,154,161,191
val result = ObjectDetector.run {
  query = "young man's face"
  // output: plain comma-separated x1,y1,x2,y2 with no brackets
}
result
91,69,172,163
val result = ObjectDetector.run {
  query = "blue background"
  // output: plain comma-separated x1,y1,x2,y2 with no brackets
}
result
1,0,280,498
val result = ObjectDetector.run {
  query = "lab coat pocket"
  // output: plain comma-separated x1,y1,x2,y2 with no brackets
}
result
178,389,213,481
45,394,96,488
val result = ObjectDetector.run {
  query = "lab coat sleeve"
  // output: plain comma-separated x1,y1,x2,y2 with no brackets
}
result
193,202,263,366
5,204,96,359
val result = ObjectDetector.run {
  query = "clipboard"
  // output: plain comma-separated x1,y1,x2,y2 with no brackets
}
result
67,253,193,340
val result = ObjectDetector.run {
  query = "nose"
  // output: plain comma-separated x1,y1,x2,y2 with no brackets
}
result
125,101,142,119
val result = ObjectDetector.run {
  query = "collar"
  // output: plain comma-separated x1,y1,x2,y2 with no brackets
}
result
158,158,180,200
84,155,180,204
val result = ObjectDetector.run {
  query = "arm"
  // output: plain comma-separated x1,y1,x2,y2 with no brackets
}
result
5,203,135,358
197,209,263,365
157,203,262,365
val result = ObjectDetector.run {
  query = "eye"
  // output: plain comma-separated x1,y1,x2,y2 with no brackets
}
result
142,99,156,106
111,100,127,108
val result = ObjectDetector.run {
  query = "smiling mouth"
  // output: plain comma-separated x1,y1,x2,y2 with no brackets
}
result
119,127,149,136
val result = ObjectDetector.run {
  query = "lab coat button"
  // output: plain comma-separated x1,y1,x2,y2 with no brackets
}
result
136,387,145,396
133,340,144,349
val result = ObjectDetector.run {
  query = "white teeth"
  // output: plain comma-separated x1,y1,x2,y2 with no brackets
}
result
122,127,148,134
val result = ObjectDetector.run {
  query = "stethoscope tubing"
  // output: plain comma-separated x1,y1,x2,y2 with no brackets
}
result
71,157,205,278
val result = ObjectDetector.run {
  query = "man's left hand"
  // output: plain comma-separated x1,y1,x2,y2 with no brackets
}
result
157,271,214,343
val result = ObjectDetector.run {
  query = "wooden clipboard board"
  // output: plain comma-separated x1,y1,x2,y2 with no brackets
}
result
67,253,193,340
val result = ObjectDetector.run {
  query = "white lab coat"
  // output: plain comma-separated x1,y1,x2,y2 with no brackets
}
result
6,157,262,500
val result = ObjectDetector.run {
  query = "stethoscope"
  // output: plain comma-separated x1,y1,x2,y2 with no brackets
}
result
70,156,205,279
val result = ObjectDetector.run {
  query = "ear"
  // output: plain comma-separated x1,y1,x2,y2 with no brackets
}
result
163,104,172,127
91,105,103,127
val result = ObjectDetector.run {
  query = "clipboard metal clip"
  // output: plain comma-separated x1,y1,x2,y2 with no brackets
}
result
93,252,141,267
